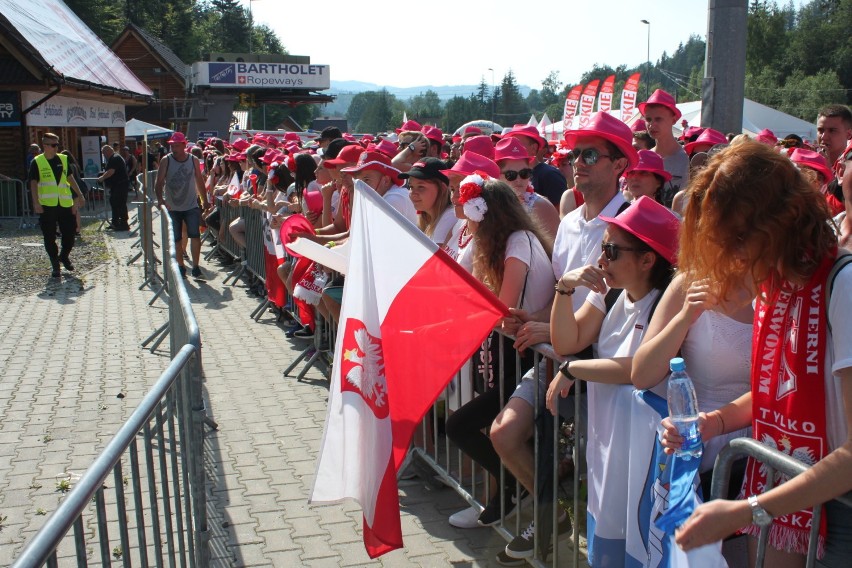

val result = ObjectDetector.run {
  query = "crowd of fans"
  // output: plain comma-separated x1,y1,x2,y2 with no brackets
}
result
174,94,850,567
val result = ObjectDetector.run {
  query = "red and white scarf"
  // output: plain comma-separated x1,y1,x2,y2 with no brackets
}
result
741,252,835,556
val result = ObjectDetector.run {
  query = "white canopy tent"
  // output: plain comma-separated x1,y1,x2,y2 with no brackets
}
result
125,118,174,140
541,98,817,142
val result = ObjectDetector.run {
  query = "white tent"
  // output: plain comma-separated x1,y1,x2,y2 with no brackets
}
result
125,118,173,140
541,98,817,142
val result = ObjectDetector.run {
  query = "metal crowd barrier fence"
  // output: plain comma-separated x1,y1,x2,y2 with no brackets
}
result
0,178,31,227
12,205,209,568
410,336,581,568
241,205,267,284
711,437,852,568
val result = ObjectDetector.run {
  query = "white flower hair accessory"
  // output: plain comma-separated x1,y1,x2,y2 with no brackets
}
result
458,172,490,223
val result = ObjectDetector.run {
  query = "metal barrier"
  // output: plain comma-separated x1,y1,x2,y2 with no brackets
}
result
12,205,209,568
410,336,581,567
0,178,29,226
242,205,267,284
711,437,852,568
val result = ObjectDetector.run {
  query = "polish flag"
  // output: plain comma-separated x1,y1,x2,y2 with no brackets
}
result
225,172,242,197
310,181,507,558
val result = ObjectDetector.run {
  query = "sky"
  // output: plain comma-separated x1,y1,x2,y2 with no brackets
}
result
245,0,809,91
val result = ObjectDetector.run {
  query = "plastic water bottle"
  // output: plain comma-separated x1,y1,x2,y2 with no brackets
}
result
667,357,703,460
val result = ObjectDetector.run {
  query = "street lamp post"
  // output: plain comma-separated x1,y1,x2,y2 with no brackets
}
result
488,67,495,130
641,19,650,101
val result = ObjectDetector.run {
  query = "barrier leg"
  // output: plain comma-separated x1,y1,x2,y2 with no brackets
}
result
148,281,168,306
223,260,246,286
141,321,169,351
250,299,271,321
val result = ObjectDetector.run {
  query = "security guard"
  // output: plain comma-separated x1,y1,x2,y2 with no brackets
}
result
28,132,85,277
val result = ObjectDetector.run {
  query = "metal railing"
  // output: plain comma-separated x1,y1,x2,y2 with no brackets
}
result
711,437,852,568
12,205,209,568
410,335,582,567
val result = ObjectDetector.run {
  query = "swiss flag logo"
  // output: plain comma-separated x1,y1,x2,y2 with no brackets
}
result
238,76,246,84
340,319,389,419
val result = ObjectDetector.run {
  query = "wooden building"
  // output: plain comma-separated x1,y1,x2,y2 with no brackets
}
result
0,0,152,180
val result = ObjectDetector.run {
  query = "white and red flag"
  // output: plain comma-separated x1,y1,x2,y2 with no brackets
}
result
597,74,616,113
562,84,583,130
578,79,601,128
225,172,241,197
620,72,642,121
309,180,507,558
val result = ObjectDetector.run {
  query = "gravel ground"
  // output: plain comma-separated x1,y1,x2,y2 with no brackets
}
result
0,218,113,297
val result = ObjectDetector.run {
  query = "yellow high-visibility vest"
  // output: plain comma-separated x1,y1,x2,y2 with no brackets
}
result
34,153,73,207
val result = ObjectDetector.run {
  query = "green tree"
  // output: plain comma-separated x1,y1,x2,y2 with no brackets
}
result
540,70,563,108
408,90,443,123
497,70,528,123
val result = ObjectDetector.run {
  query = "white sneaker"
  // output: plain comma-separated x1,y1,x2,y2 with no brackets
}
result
449,506,482,529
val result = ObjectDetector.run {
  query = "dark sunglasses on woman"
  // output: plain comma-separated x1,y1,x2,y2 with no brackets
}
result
502,168,533,181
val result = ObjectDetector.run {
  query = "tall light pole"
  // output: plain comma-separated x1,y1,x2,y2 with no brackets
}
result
641,19,650,100
487,67,495,128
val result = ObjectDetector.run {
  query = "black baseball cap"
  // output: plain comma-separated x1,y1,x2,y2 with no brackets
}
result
319,126,343,141
398,157,449,185
322,138,354,160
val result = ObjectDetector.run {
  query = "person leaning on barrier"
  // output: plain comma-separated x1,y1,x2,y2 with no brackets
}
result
28,132,85,277
660,142,852,568
536,197,679,565
490,112,636,562
444,178,554,534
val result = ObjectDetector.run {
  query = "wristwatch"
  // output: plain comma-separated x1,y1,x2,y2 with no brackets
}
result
408,142,417,153
748,495,773,527
558,361,575,380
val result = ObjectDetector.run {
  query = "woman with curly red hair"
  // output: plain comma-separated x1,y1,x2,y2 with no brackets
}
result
662,141,852,568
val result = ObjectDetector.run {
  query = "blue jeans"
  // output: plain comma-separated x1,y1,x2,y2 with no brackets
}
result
168,207,201,241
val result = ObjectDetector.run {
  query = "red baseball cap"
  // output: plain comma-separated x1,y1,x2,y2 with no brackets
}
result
231,138,250,152
396,119,422,133
283,132,301,142
323,144,363,168
341,150,402,180
422,125,444,144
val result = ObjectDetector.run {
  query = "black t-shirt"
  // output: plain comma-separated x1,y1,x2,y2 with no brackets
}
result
105,154,129,190
27,154,80,198
532,162,568,208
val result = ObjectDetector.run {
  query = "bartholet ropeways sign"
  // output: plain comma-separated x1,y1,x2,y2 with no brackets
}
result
192,62,330,90
22,91,125,128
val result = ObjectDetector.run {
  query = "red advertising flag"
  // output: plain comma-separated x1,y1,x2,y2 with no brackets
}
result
578,79,601,129
620,73,642,122
562,84,584,130
310,181,508,558
597,75,616,113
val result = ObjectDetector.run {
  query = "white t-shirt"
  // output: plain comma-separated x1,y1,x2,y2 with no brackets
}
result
504,230,556,314
826,263,852,450
383,185,419,225
431,208,459,246
442,219,466,262
552,192,627,311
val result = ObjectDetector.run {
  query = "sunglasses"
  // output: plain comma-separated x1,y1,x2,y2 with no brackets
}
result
502,168,533,181
572,147,614,166
43,143,59,148
601,241,650,261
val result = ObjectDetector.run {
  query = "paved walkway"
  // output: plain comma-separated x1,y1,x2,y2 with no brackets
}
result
0,225,514,566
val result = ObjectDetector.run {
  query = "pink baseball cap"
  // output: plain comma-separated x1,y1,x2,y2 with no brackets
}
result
168,132,188,144
599,195,681,265
504,125,547,151
684,128,728,155
494,137,534,164
563,112,640,169
284,132,301,142
439,152,500,180
462,135,495,160
422,125,444,144
790,148,834,183
396,119,422,133
627,150,672,182
638,89,682,121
